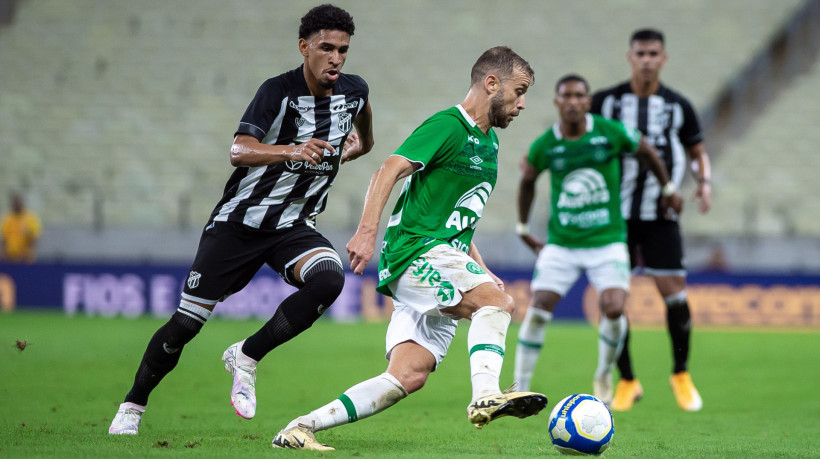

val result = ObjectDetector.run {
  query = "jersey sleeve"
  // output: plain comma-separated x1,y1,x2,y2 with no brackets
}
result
678,97,704,147
527,133,550,173
345,74,370,116
392,114,464,170
235,78,286,141
609,118,641,155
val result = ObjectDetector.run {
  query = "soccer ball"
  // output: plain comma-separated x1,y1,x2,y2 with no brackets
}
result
548,394,614,455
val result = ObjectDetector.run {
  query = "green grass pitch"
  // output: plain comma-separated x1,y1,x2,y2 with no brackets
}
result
1,311,819,457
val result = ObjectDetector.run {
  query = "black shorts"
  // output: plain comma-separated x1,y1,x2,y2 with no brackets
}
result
181,222,337,305
626,219,686,276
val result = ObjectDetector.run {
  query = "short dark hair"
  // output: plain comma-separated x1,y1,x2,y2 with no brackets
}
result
299,4,355,39
470,46,535,87
555,74,589,93
630,28,664,45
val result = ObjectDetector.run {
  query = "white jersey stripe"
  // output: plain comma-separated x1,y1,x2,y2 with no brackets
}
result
213,166,267,222
261,99,288,144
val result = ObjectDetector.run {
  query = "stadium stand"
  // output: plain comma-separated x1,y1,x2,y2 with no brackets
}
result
687,60,820,236
0,0,811,262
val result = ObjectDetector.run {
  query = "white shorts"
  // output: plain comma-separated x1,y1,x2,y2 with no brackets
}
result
530,242,630,297
384,244,495,366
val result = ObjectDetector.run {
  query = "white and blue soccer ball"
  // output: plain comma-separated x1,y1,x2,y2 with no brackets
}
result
548,393,614,455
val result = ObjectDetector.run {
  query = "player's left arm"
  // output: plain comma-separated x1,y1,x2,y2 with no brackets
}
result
635,137,683,215
341,101,375,164
686,142,711,214
468,242,504,291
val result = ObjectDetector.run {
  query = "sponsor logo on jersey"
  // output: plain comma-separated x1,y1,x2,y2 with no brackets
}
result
445,182,493,231
556,168,611,228
557,168,610,209
285,160,304,171
589,136,608,145
410,257,457,305
450,238,469,252
332,100,359,111
378,268,391,281
558,208,611,228
338,112,352,133
295,116,306,128
284,160,334,173
187,271,201,289
469,155,483,165
289,100,313,112
467,135,480,145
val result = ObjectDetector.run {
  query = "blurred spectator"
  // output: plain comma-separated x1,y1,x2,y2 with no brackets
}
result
1,194,42,263
705,243,729,272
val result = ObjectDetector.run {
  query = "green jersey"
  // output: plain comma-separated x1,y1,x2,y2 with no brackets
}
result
528,113,641,248
377,105,499,296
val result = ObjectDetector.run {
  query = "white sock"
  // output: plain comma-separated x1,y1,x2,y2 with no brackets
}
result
287,372,408,432
514,307,553,392
468,306,511,401
595,315,627,379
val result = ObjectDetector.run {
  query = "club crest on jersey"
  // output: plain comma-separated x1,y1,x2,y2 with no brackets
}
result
187,271,201,289
337,112,352,133
466,262,485,275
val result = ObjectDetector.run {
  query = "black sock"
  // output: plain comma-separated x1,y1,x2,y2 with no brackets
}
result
124,308,206,406
242,259,344,361
666,297,691,374
616,327,635,381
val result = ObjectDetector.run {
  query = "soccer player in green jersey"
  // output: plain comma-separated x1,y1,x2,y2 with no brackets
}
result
271,47,547,451
512,74,682,405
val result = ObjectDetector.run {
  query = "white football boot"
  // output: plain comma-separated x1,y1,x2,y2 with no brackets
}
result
108,402,145,435
593,373,614,406
222,340,257,419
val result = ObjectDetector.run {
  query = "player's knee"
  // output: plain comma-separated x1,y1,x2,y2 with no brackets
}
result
496,292,515,315
600,300,625,319
300,252,346,306
398,370,429,394
599,289,626,319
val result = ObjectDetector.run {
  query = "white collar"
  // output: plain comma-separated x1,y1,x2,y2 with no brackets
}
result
456,104,478,127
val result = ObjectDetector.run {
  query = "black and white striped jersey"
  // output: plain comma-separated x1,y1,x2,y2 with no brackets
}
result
591,82,702,222
209,65,368,230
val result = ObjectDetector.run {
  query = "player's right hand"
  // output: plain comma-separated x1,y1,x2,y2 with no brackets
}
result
519,233,544,254
661,192,684,219
290,138,335,166
346,229,376,275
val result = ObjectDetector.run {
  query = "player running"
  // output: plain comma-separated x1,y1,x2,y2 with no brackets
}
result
271,46,547,451
109,4,374,435
513,74,681,404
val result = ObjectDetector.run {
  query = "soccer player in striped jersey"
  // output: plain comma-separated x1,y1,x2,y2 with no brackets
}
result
271,46,547,451
513,74,681,406
109,4,374,435
591,28,712,412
